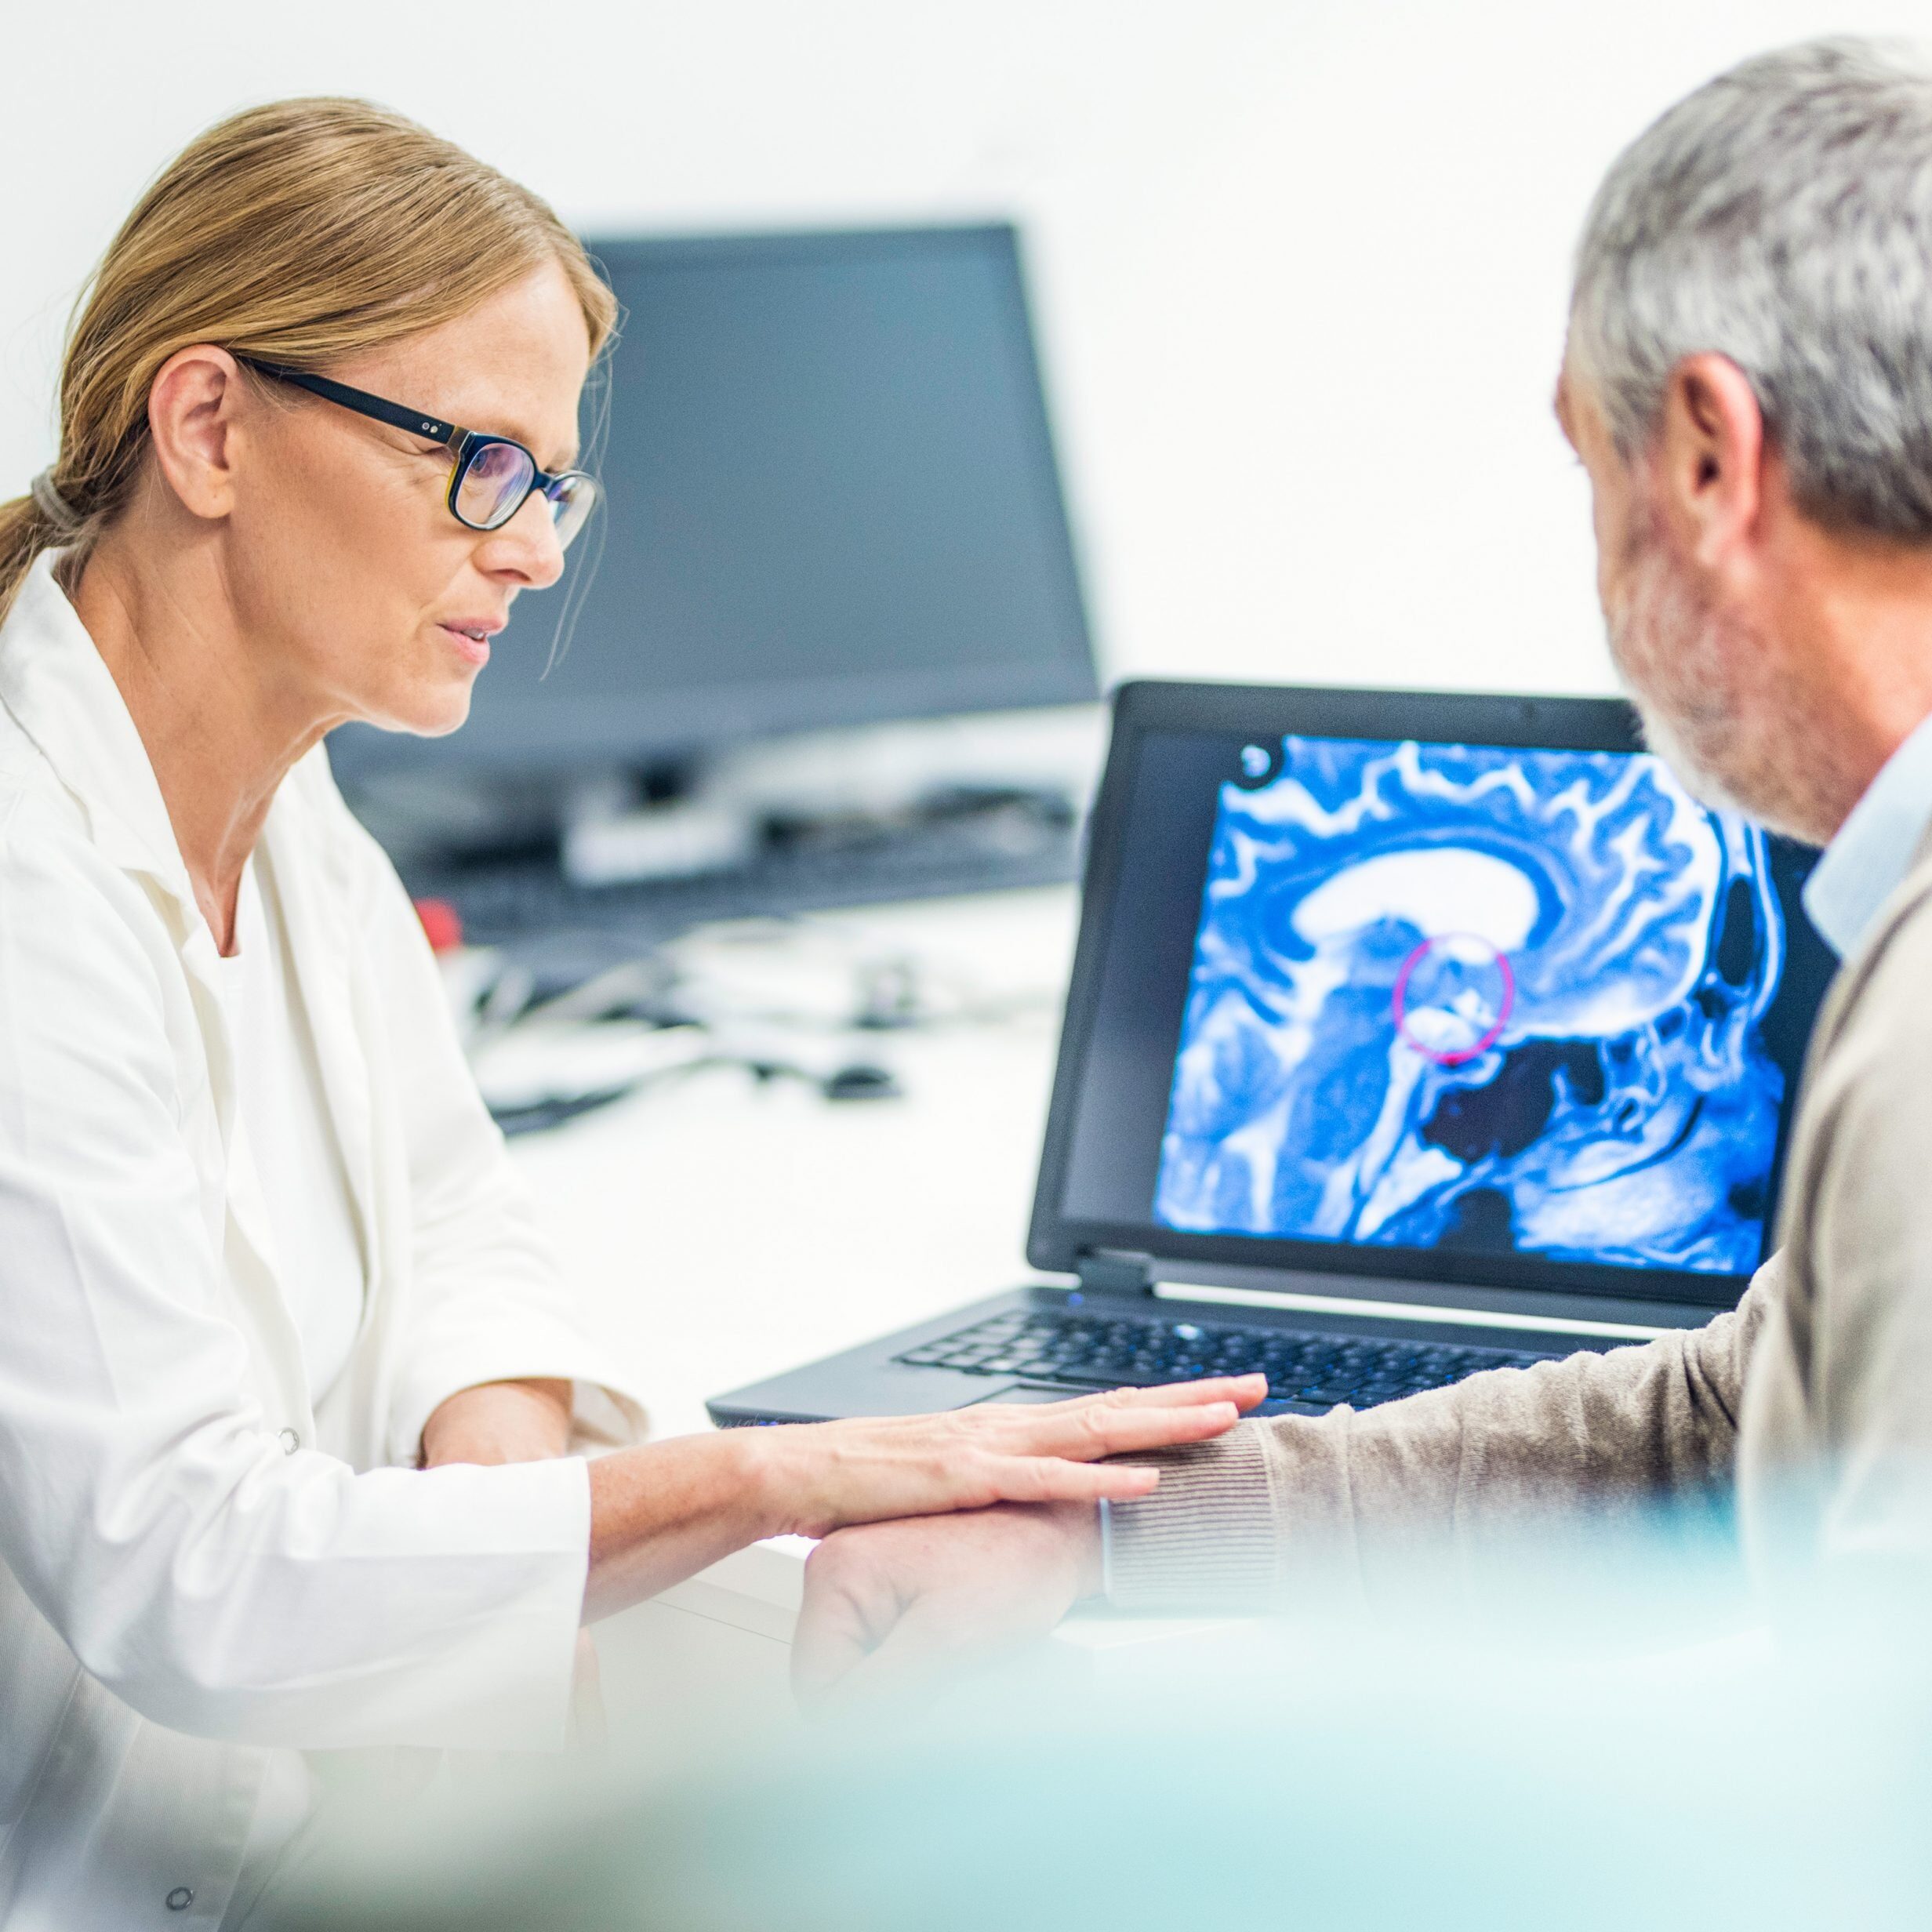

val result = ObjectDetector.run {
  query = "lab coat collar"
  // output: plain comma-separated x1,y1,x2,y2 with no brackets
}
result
0,549,339,1005
0,550,202,921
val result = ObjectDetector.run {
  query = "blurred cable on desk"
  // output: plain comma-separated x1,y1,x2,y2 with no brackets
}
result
419,886,1069,1136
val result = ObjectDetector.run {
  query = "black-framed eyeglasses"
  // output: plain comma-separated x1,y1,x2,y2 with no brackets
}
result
236,355,600,550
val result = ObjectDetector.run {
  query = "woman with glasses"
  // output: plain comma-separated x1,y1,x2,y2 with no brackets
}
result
0,100,1257,1926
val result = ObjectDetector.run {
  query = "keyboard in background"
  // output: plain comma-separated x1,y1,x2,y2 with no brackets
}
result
407,797,1083,991
898,1307,1558,1413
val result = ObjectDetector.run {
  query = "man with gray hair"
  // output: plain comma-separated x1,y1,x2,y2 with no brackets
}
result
794,36,1932,1694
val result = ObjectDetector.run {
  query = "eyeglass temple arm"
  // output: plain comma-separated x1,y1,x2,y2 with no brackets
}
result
238,358,463,452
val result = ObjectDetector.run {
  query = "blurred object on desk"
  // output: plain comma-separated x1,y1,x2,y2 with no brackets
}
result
398,768,1090,996
458,895,1066,1135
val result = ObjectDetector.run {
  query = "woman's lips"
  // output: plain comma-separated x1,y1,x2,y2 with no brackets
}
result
439,623,492,667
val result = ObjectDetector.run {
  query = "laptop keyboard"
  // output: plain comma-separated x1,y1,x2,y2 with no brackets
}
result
894,1307,1557,1412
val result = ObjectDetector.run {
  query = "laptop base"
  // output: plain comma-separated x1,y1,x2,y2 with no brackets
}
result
705,1282,1616,1427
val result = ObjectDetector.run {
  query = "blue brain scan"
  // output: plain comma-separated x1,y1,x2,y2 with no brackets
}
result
1153,737,1788,1273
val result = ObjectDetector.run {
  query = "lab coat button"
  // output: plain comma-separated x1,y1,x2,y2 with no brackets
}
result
166,1887,194,1910
278,1429,300,1455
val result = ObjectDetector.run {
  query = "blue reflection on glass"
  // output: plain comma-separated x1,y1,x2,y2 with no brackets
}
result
1153,737,1785,1273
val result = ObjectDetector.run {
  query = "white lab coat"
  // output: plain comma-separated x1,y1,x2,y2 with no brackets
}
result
0,553,646,1927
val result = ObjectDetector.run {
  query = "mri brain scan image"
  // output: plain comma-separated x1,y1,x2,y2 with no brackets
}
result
1153,737,1788,1273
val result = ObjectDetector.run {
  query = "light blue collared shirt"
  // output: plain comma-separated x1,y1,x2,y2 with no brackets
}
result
1802,710,1932,958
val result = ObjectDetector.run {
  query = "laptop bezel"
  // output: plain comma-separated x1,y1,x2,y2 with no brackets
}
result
1026,677,1810,1315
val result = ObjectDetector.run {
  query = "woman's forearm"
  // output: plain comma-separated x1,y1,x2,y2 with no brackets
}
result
417,1384,772,1620
583,1430,776,1622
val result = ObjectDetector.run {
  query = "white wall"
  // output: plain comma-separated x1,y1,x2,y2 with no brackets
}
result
5,2,1928,699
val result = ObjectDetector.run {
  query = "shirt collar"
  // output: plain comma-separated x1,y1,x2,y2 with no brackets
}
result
0,548,199,913
1802,707,1932,957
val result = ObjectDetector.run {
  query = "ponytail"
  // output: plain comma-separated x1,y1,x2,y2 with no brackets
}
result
0,472,96,623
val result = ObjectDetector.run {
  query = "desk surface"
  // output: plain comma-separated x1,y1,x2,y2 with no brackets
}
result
507,885,1082,1440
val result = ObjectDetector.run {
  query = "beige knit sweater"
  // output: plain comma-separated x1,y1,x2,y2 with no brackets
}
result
1109,833,1932,1614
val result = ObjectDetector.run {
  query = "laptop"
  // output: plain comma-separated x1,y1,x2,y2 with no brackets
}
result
708,680,1836,1427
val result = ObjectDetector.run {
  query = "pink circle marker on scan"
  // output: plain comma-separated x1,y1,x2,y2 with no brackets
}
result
1392,934,1516,1066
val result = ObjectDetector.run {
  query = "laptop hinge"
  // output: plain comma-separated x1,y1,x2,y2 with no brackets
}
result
1075,1249,1156,1296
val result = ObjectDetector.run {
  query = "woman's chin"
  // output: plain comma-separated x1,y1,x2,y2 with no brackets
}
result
373,682,477,740
419,693,477,739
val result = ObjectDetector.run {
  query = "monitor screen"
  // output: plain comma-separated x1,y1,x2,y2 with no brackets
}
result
1157,736,1786,1273
1038,688,1837,1307
329,223,1097,783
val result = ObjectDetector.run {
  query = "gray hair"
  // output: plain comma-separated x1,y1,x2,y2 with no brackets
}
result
1571,36,1932,540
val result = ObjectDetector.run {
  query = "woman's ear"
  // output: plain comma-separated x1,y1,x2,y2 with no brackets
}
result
146,346,245,523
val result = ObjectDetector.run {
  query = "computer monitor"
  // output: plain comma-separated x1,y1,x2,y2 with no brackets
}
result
328,222,1099,793
1033,682,1836,1311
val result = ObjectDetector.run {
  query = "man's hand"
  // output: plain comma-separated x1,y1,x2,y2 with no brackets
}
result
420,1377,573,1468
792,1502,1101,1711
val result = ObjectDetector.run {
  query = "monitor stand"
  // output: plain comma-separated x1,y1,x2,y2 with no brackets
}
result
355,710,1103,991
560,772,759,886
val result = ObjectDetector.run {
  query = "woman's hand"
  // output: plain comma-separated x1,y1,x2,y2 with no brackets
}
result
750,1377,1269,1538
420,1377,573,1467
583,1376,1266,1622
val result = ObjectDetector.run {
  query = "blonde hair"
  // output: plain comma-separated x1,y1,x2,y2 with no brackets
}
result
0,96,616,623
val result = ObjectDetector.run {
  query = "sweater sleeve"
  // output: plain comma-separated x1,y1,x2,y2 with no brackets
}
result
1107,1265,1773,1611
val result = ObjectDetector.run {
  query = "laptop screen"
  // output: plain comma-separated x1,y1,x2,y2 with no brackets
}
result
1035,685,1836,1309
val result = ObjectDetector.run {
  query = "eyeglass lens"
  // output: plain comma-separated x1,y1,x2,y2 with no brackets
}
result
455,441,597,550
547,473,597,550
455,441,536,532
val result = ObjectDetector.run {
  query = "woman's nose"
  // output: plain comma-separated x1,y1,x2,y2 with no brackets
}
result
484,493,568,589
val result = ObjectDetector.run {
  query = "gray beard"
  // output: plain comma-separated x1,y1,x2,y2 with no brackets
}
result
1625,686,1753,818
1604,517,1818,841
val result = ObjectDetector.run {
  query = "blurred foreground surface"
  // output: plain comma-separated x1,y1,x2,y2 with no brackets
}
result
265,1512,1932,1931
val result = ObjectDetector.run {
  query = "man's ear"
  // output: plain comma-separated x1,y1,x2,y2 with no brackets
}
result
1654,352,1766,569
146,346,245,523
